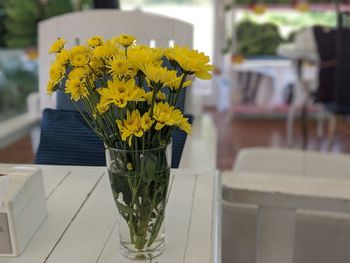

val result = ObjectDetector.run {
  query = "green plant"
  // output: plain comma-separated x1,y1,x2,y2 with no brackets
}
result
3,0,74,48
3,0,41,47
41,0,74,19
0,55,38,118
236,20,283,56
0,1,5,47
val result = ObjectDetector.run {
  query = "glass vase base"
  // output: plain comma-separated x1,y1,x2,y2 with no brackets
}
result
120,240,165,261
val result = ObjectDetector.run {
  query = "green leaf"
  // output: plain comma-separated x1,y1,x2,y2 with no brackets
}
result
116,201,137,215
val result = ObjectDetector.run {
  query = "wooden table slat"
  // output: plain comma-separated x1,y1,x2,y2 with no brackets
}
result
0,169,103,263
184,172,214,263
47,172,119,263
97,170,198,263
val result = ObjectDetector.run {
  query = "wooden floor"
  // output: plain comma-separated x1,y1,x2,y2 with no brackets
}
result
213,112,350,170
0,135,35,164
1,113,350,171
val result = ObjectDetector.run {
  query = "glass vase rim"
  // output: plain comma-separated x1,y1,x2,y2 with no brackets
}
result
105,140,172,153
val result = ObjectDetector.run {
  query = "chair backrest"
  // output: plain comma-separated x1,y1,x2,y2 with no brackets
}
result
36,11,194,167
234,147,350,179
313,26,337,104
335,12,350,109
38,10,193,111
314,24,350,110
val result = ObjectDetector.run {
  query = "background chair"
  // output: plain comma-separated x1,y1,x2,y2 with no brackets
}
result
37,10,193,115
313,22,350,150
286,12,350,150
222,147,350,263
315,13,350,150
33,10,195,167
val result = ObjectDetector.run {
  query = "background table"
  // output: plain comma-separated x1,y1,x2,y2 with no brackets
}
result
231,59,296,107
1,165,220,263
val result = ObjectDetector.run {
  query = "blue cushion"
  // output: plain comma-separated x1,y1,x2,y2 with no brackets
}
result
35,109,106,166
56,89,85,111
171,115,193,168
35,108,193,168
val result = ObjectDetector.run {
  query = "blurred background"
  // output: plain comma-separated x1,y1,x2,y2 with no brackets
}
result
1,0,350,172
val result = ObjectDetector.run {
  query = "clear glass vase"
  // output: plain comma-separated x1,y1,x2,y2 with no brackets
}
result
105,143,172,260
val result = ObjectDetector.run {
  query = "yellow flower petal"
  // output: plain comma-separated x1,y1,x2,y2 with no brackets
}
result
116,34,136,47
97,78,145,112
49,38,66,54
195,71,212,80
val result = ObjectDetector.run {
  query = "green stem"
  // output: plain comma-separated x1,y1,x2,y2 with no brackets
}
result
149,85,159,119
173,72,188,106
125,47,128,58
87,64,105,88
147,212,165,247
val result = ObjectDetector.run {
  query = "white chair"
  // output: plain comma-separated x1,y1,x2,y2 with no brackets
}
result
37,9,193,113
25,10,194,152
32,9,218,171
222,147,350,263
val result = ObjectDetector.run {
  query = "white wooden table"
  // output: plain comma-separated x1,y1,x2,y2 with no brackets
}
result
0,165,221,263
180,114,217,172
223,171,350,263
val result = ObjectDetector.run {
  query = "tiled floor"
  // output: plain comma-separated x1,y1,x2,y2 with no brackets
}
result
1,112,350,171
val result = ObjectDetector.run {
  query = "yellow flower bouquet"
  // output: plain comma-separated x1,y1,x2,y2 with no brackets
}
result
47,34,212,260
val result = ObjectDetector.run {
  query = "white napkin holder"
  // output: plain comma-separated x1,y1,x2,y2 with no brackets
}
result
0,166,48,256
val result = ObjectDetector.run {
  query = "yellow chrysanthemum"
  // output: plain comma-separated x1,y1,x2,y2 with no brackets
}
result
128,45,164,72
87,36,104,47
165,45,213,80
26,49,38,60
153,102,183,130
88,57,104,79
167,74,192,91
68,67,88,80
232,54,245,64
116,34,136,47
295,2,310,12
97,78,145,113
142,64,178,87
49,38,66,54
70,54,89,67
141,112,154,131
70,45,88,55
107,56,135,79
49,62,65,84
46,80,57,96
92,41,119,60
252,4,267,15
70,45,89,67
144,91,167,105
56,49,70,66
65,78,89,102
179,117,192,134
116,110,144,145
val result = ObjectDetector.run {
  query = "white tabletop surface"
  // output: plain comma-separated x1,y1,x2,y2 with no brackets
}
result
0,165,220,263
